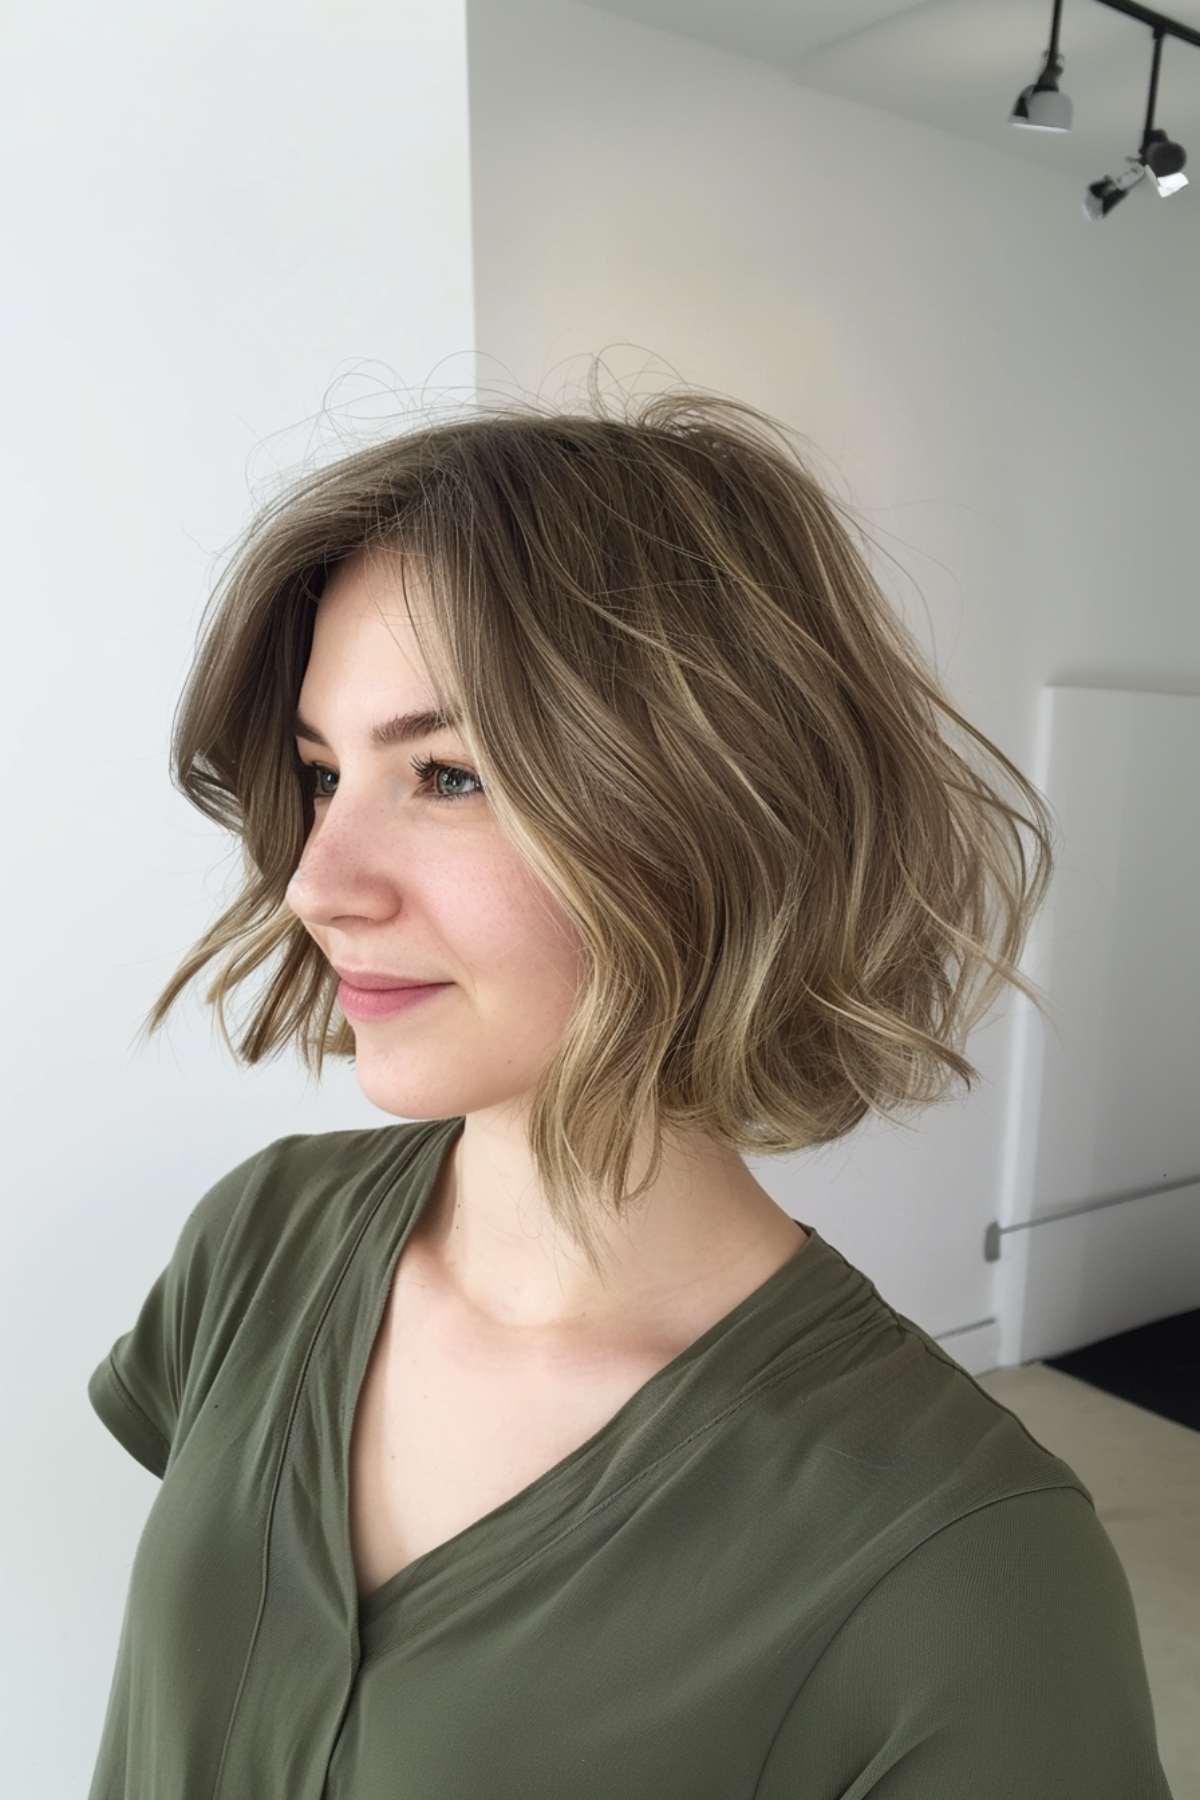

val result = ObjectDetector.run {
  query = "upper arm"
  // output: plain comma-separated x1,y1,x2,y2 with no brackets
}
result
754,1486,1174,1800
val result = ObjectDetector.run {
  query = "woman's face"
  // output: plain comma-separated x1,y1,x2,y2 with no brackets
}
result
285,552,584,1126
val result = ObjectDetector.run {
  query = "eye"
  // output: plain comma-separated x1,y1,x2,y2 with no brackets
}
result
298,763,338,803
296,756,484,806
409,755,485,804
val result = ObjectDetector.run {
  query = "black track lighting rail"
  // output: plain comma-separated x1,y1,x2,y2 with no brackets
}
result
1091,1,1200,53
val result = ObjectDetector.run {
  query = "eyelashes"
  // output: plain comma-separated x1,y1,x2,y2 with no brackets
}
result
298,754,485,807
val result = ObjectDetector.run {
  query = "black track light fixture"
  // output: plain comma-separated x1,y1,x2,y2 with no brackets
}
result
1010,37,1072,129
1008,0,1195,220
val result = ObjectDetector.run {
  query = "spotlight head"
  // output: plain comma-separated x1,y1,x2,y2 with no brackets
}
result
1142,128,1188,196
1010,51,1072,133
1082,159,1147,221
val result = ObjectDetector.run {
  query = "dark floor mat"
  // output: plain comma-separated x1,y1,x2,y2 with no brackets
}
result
1043,1307,1200,1432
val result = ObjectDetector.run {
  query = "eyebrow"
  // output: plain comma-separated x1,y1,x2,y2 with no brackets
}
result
293,706,460,750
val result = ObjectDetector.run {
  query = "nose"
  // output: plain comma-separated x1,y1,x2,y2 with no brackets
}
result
285,787,421,930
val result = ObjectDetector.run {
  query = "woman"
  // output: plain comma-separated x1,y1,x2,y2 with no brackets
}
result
87,381,1173,1797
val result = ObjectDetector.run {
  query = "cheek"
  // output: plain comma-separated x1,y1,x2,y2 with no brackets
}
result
436,860,582,995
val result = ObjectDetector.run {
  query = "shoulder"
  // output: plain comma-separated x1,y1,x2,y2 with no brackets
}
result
831,1483,1142,1672
88,1121,450,1477
755,1486,1171,1798
190,1117,455,1294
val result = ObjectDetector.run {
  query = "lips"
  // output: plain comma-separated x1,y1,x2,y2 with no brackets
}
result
333,967,445,991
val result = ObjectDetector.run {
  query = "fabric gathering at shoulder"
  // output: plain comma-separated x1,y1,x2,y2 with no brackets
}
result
86,1133,308,1479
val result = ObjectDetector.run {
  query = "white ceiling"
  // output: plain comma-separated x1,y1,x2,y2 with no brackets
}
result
578,0,1200,179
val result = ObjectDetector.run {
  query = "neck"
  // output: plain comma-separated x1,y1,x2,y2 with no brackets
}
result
405,1128,808,1345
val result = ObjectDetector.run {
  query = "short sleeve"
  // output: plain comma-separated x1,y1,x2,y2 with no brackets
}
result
86,1142,271,1478
754,1486,1174,1800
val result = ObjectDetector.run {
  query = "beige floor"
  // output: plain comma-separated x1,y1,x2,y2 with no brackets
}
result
976,1362,1199,1800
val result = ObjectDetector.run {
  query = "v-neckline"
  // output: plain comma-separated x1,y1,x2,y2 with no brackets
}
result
334,1117,816,1647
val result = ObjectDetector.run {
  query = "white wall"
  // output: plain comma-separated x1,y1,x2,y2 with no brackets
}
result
5,0,1197,1791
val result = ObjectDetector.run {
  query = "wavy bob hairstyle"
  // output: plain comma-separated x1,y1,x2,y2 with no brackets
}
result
139,375,1058,1278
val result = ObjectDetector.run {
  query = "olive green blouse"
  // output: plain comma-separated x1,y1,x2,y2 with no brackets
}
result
86,1116,1173,1798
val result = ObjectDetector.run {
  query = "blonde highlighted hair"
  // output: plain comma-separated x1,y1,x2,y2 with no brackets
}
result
139,373,1057,1278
